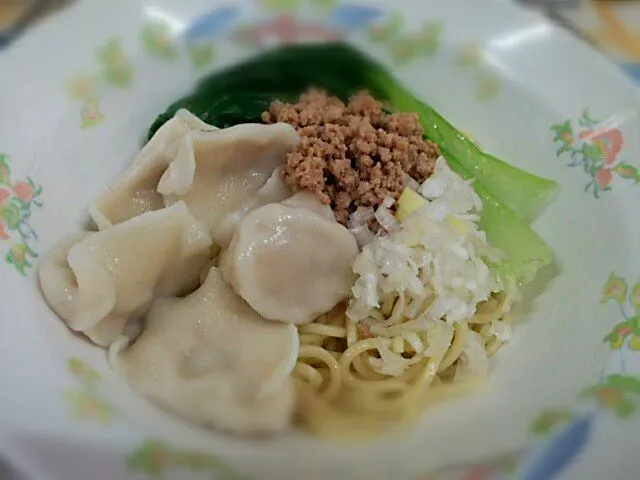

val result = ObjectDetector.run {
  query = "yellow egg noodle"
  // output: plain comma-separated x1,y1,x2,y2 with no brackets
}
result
294,294,508,440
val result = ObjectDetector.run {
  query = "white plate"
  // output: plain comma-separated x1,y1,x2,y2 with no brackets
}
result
2,0,640,479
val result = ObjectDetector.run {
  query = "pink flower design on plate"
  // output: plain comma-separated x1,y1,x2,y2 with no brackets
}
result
0,188,10,206
596,168,613,189
0,222,9,241
12,181,34,203
235,15,342,48
579,127,624,165
552,110,638,197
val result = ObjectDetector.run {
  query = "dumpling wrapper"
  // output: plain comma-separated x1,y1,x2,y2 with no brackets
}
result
39,202,212,347
116,267,299,434
281,190,335,220
212,165,293,251
160,122,299,248
221,193,359,325
90,109,218,230
90,109,299,249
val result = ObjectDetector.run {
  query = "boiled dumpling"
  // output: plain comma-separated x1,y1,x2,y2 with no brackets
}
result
221,193,359,325
281,190,335,220
91,112,299,249
160,122,299,247
90,109,218,230
116,267,298,434
39,202,212,347
214,165,292,248
257,165,292,204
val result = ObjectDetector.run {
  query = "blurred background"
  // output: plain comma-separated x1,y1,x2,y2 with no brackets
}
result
2,0,640,83
0,0,72,48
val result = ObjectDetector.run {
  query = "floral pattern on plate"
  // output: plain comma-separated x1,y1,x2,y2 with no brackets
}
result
0,153,43,276
425,271,640,479
185,2,386,54
64,357,114,424
366,12,443,64
455,45,500,101
551,110,638,197
72,0,466,129
62,356,242,477
127,439,244,480
141,22,179,61
66,38,134,128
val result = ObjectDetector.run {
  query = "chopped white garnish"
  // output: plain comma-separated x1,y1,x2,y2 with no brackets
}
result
490,320,511,342
423,321,454,359
454,330,490,382
348,157,500,326
374,206,400,233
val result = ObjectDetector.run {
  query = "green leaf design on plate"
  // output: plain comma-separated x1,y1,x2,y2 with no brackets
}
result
387,22,441,63
68,357,101,387
556,145,573,156
141,21,178,60
551,120,574,147
80,98,105,129
0,202,21,231
629,282,640,311
456,45,482,68
457,44,481,67
602,273,628,304
0,154,11,186
368,12,404,43
189,43,216,70
263,0,302,13
582,142,603,163
232,23,257,49
607,374,640,393
579,108,599,128
5,242,36,276
127,439,245,480
96,39,134,88
127,440,171,478
311,0,339,14
615,162,640,182
604,317,640,349
531,409,573,436
66,73,99,101
389,37,419,64
64,390,113,424
582,374,640,418
416,22,442,56
475,75,500,102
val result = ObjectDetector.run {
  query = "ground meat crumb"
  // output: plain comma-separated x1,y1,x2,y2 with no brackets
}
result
262,89,440,225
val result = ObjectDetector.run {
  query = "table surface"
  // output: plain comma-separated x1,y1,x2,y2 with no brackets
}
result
2,0,640,84
0,0,71,31
0,2,26,26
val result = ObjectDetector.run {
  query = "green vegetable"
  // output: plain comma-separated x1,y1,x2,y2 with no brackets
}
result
446,156,554,286
149,43,557,223
148,43,556,286
149,44,373,133
381,84,558,223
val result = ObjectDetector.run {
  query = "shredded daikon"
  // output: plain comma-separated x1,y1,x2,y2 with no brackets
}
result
423,320,455,359
454,331,490,382
490,319,511,342
369,337,422,376
347,157,506,377
348,157,500,326
348,206,375,229
349,224,375,248
382,195,395,209
404,173,421,192
374,206,400,233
